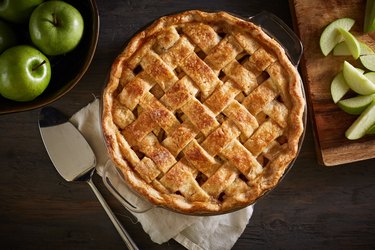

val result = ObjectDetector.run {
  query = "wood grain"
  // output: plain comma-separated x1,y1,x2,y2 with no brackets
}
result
290,0,375,166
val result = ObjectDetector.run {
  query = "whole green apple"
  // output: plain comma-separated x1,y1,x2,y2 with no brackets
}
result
0,19,17,53
0,45,51,102
29,1,84,56
0,0,44,23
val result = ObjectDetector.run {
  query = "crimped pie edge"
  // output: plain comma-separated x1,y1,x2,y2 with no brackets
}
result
102,10,305,214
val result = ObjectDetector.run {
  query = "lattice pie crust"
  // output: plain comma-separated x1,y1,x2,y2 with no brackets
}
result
102,10,305,214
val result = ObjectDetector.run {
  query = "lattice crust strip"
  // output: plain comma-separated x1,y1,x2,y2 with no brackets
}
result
102,10,305,214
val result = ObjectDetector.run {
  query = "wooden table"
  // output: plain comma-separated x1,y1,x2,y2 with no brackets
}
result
1,0,375,249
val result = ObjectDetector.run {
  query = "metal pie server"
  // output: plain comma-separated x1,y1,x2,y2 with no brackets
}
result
38,106,138,250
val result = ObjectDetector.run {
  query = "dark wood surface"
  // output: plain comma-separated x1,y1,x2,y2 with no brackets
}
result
291,0,375,166
1,0,375,249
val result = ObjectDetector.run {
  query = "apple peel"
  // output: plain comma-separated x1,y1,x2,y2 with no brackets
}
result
338,94,375,115
342,61,375,95
345,101,375,140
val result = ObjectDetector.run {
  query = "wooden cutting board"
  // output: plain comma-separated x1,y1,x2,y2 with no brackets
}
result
290,0,375,166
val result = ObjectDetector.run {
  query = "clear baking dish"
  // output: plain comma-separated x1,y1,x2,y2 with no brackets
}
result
101,10,307,215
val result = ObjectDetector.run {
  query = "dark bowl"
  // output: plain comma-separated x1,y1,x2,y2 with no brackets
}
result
0,0,99,115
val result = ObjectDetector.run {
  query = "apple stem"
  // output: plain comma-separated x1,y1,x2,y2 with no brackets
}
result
52,13,60,26
32,60,46,71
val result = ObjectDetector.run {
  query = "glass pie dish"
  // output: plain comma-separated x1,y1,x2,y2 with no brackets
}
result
101,10,307,216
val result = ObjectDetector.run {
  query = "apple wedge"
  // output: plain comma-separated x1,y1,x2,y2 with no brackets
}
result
333,42,351,56
345,100,375,140
360,54,375,71
331,72,350,103
338,94,375,115
365,71,375,82
342,61,375,95
334,41,374,56
320,18,355,56
331,68,365,103
367,123,375,134
337,28,361,59
360,42,375,55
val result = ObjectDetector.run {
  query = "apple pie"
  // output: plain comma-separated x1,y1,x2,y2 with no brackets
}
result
102,10,305,214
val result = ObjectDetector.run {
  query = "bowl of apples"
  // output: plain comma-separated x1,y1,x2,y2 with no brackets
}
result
0,0,99,114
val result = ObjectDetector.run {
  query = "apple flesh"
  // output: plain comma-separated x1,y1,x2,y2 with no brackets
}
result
320,18,355,56
367,123,375,134
364,71,375,82
360,54,375,71
360,42,375,55
342,61,375,95
337,28,361,59
0,0,44,23
331,72,350,103
29,1,84,56
0,19,17,54
333,42,375,56
331,65,364,104
0,45,51,102
333,42,351,56
338,94,375,115
333,42,374,56
345,101,375,140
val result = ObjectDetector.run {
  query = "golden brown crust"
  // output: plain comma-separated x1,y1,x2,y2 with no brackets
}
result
102,10,305,214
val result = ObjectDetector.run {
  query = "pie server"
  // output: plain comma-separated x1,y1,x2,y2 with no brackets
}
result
38,106,138,250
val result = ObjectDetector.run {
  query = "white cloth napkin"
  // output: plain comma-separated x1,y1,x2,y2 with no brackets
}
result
69,99,254,250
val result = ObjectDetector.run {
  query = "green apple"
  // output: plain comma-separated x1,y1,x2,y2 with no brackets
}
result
360,42,375,55
0,0,44,23
320,18,355,56
365,71,375,82
334,41,374,56
360,54,375,71
337,28,361,59
0,19,17,54
338,94,375,115
0,45,51,102
333,41,351,56
331,68,366,103
331,72,350,103
342,61,375,95
345,100,375,140
367,123,375,134
364,0,375,33
29,1,84,56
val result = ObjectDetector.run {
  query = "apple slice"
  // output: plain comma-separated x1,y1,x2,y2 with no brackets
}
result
360,54,375,71
338,94,375,115
360,42,375,55
342,61,375,95
334,41,374,56
367,123,375,134
365,71,375,82
331,72,350,103
333,42,351,56
364,0,375,33
320,18,355,56
331,68,365,103
345,101,375,140
337,28,361,59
